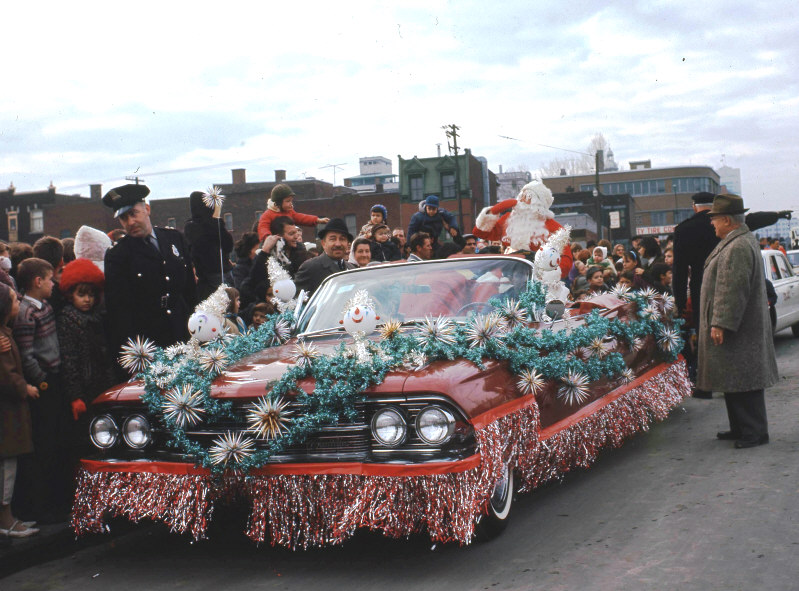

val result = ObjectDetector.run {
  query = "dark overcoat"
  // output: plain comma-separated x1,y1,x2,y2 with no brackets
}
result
104,227,197,355
0,325,33,458
294,254,355,296
697,225,778,392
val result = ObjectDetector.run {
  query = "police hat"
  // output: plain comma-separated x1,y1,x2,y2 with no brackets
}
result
103,184,150,218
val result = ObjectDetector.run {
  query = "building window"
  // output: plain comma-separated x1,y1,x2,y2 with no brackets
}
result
441,173,456,200
30,209,44,233
651,211,668,225
409,175,424,201
224,213,233,231
7,212,18,242
344,214,357,238
167,218,176,228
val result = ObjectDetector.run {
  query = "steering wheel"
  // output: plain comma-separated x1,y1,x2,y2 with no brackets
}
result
455,301,495,316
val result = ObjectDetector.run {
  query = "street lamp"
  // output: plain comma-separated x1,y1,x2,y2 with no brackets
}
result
594,151,602,240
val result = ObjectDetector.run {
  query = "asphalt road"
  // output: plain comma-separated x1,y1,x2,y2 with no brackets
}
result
5,332,798,591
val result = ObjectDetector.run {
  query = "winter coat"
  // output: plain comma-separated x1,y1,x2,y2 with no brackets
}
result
184,192,234,301
370,239,402,262
257,201,320,241
56,304,115,404
407,208,458,246
231,257,253,290
0,325,33,458
697,225,778,392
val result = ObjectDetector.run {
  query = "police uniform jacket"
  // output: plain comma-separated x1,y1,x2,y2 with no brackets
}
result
672,210,718,326
104,227,197,355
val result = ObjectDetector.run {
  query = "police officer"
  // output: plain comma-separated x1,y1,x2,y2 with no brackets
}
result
103,185,197,374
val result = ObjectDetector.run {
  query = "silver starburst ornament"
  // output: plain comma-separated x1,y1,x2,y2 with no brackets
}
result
517,368,545,395
118,336,156,375
162,384,206,428
209,431,255,468
587,336,611,359
660,293,676,315
291,340,319,368
500,299,529,329
403,349,428,372
202,186,226,210
610,283,632,300
271,318,291,345
640,303,660,321
199,347,228,375
149,361,180,389
618,367,635,385
637,287,658,303
416,315,456,347
246,396,293,440
657,326,681,353
466,313,507,348
558,370,591,406
630,337,644,352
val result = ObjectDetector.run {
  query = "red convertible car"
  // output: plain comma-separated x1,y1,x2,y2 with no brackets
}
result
72,256,691,548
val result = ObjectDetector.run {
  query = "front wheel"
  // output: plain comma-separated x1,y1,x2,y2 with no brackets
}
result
474,463,514,541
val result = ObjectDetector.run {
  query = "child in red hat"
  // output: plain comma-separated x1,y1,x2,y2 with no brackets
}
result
56,259,115,422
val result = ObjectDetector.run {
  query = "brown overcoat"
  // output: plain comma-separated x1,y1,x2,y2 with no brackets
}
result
0,325,34,458
697,225,778,392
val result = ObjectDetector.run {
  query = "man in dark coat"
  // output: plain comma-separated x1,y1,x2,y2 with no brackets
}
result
103,185,197,375
294,219,356,296
697,194,778,449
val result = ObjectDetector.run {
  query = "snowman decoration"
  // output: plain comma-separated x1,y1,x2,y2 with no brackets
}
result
534,226,572,305
339,290,380,362
187,285,229,343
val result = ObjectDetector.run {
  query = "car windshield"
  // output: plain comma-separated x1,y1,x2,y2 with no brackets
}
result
787,252,799,267
297,257,534,334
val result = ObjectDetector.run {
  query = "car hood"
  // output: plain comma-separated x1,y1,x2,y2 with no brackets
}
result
95,332,518,419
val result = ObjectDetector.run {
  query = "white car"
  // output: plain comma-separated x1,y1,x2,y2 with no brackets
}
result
761,249,799,336
786,249,799,273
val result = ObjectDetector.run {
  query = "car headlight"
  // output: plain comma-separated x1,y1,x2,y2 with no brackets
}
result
415,406,455,445
90,414,119,449
122,415,152,449
371,407,407,446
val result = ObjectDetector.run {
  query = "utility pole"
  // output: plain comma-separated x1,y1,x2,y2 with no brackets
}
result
320,163,347,186
594,151,602,241
442,124,464,231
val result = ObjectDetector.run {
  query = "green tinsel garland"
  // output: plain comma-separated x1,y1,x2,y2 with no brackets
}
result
135,281,683,475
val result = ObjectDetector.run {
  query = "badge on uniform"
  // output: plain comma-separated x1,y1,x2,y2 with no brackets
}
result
172,244,180,257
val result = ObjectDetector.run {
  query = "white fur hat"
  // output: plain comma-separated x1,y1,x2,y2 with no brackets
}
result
74,225,112,271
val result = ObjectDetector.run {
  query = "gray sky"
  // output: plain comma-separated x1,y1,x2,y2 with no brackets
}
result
2,0,797,211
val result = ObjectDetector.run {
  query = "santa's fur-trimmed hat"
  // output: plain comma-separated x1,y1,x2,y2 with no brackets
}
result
59,258,105,294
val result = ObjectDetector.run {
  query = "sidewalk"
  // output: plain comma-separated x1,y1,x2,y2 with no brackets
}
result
0,519,139,578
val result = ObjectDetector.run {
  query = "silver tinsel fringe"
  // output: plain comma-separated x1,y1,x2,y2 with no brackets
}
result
72,361,690,548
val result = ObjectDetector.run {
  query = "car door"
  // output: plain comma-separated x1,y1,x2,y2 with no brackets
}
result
773,252,799,329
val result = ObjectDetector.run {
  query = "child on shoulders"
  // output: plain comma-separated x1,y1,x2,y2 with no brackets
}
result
257,184,329,241
369,223,402,262
359,204,388,239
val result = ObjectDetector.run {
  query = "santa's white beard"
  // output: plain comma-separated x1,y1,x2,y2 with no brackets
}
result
505,201,553,250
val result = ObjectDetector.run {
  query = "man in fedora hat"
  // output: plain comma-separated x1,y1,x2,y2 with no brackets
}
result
697,194,778,448
102,185,197,377
294,218,356,295
674,192,791,399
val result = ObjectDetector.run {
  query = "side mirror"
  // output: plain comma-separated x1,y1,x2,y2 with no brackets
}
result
545,299,566,321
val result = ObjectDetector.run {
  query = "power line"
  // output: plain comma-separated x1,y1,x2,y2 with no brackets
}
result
497,135,592,157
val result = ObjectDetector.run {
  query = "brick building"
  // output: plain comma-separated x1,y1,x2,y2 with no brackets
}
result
1,183,115,244
542,161,720,237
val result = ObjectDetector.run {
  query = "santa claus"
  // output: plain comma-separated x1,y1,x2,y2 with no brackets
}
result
473,180,573,278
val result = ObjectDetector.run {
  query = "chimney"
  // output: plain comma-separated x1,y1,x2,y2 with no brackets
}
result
560,168,567,176
375,182,384,193
90,184,102,201
275,170,287,183
232,168,246,184
499,164,503,174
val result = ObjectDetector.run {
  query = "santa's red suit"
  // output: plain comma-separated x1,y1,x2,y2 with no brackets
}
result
473,181,573,278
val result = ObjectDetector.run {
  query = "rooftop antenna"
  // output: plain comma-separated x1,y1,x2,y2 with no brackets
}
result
319,163,346,185
125,175,145,185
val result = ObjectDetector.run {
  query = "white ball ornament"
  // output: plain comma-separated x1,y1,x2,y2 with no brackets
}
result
188,311,224,343
340,304,380,337
272,278,296,302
